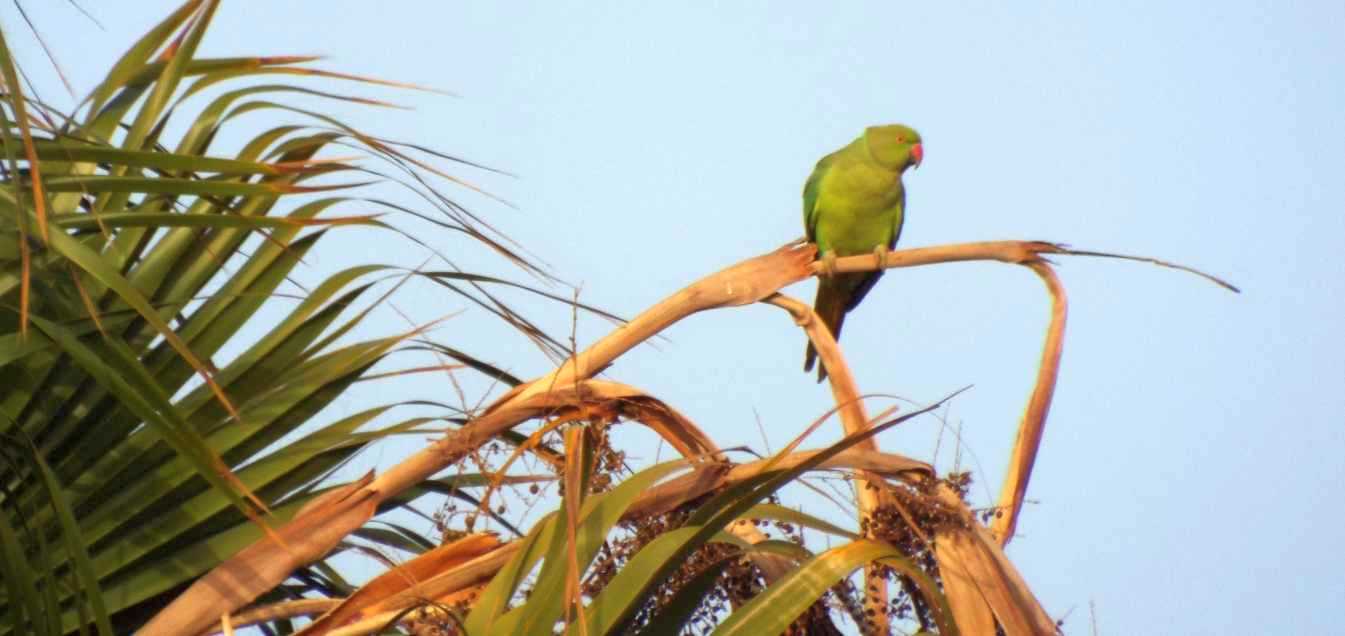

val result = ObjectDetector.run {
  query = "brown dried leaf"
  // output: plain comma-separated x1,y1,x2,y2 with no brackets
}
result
992,262,1067,545
298,534,501,633
934,486,1058,635
934,527,998,635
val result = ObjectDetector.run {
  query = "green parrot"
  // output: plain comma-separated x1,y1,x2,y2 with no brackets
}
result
803,124,923,381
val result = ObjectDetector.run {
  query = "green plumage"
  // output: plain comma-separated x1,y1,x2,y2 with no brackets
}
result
803,124,923,381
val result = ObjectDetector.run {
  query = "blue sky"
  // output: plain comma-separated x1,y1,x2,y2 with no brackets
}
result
11,2,1345,633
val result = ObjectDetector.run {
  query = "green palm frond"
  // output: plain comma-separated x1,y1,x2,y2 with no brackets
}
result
0,2,574,633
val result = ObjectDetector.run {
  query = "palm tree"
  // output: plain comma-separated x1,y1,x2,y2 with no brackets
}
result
5,2,1234,634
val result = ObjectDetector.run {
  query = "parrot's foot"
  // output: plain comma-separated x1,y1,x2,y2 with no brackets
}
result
872,245,891,270
820,251,839,277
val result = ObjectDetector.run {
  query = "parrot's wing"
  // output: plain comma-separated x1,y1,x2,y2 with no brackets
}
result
842,188,905,312
803,152,837,243
887,186,907,250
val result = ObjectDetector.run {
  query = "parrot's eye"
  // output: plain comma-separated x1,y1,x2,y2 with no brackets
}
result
894,136,904,143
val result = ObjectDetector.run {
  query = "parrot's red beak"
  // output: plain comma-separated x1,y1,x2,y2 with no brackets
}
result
911,143,924,169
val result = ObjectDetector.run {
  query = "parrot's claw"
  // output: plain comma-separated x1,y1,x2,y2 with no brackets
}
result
872,245,890,270
820,251,839,277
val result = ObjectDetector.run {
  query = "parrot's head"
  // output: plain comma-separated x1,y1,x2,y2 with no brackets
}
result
864,124,923,172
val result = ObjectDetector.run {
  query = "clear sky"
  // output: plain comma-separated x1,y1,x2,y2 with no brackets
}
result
10,2,1344,634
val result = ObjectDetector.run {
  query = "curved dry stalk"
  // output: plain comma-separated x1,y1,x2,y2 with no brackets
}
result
761,294,872,448
991,262,1066,546
468,378,724,525
809,240,1060,274
511,379,724,461
762,292,894,634
811,239,1237,293
582,380,723,459
808,239,1235,549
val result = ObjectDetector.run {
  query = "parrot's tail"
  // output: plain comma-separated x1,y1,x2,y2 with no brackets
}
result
803,281,848,383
